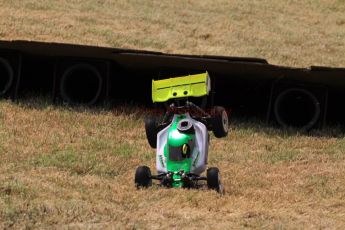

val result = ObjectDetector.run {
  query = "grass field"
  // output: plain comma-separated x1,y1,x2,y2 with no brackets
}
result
1,0,345,229
1,0,345,67
0,99,345,229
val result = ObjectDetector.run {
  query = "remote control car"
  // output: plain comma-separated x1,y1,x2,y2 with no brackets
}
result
135,72,229,193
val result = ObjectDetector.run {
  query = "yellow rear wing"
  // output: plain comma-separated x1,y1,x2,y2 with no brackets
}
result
152,72,211,103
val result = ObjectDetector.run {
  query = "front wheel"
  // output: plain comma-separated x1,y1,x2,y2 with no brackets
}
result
135,166,152,188
207,167,224,194
211,106,229,138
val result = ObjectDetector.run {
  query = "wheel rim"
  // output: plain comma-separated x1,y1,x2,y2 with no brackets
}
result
222,111,229,132
216,171,224,194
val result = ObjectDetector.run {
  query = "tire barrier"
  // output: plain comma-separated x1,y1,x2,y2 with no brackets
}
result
0,57,14,96
60,63,103,105
2,40,345,129
274,88,321,131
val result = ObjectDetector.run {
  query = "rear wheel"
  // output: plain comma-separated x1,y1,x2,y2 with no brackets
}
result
211,106,229,138
145,116,158,148
135,166,152,188
207,167,224,194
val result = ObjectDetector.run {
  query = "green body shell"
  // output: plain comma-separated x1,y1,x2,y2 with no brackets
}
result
164,115,195,188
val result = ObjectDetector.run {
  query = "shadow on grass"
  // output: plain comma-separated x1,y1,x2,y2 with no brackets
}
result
13,95,153,119
230,117,345,138
7,96,345,138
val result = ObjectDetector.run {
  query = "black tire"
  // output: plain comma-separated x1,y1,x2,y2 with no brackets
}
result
207,167,223,194
0,57,14,96
145,116,158,148
135,166,152,188
60,64,103,105
273,88,320,131
211,106,229,138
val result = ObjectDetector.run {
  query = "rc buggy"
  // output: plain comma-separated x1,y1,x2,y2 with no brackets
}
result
135,72,229,193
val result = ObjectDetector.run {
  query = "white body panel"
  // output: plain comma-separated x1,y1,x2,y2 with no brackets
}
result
156,113,208,175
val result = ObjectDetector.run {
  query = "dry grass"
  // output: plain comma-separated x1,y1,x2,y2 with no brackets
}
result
1,1,345,229
0,99,345,229
1,0,345,67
